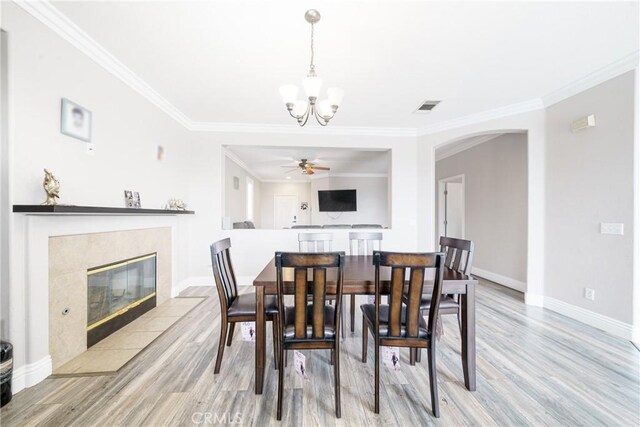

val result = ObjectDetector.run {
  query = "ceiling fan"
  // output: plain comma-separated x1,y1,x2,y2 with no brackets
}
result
281,159,330,175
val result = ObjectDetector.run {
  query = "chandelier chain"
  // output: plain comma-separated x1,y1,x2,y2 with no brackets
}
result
309,23,315,74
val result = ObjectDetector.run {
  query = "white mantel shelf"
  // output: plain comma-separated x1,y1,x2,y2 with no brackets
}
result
13,205,195,215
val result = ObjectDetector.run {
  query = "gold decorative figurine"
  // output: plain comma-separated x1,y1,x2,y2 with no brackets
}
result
42,168,60,206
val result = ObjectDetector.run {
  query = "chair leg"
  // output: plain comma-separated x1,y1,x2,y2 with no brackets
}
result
330,349,335,366
410,348,416,366
362,315,368,363
334,343,341,418
277,342,284,420
272,319,279,370
427,345,440,418
226,322,235,346
416,348,422,363
214,321,228,374
374,341,380,414
341,296,346,339
285,350,288,367
350,295,355,333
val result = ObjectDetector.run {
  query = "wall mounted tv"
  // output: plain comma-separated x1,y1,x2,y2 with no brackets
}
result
318,189,357,212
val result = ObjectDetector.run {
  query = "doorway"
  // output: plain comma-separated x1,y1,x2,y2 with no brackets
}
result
438,175,465,240
274,195,298,229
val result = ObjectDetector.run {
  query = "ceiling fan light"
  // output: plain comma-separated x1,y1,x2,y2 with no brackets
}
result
327,87,344,107
279,84,299,105
303,75,322,99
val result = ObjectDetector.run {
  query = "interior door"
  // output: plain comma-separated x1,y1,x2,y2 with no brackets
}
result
444,182,464,238
273,195,298,229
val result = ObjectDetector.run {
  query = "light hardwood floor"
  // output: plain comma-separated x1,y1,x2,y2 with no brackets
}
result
1,279,638,426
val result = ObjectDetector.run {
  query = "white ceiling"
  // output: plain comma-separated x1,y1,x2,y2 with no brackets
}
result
226,146,389,180
50,1,639,130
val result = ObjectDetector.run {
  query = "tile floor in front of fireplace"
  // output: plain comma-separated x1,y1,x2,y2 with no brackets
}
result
53,297,205,376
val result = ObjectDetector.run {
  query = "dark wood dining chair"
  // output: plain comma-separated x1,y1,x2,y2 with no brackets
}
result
361,251,445,417
275,251,345,420
298,232,346,339
210,238,280,374
410,236,474,363
348,231,383,332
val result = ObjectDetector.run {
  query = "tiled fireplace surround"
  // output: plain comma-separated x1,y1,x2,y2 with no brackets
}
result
9,213,186,393
48,227,172,370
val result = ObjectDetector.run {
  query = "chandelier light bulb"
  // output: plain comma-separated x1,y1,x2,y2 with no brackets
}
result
279,84,299,105
303,75,323,99
327,87,344,107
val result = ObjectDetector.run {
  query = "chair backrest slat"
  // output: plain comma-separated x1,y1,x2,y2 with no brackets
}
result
439,236,474,275
276,252,344,342
312,268,327,338
210,238,240,311
373,251,445,339
298,232,333,253
349,232,383,256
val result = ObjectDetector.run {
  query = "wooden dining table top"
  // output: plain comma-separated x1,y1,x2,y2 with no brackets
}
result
253,255,477,293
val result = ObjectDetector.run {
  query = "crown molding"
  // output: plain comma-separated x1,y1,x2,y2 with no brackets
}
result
435,134,502,161
14,0,193,128
188,121,417,137
15,1,639,139
541,50,639,107
416,98,545,136
224,149,264,181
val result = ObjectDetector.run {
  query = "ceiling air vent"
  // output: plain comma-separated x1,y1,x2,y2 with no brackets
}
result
414,100,441,113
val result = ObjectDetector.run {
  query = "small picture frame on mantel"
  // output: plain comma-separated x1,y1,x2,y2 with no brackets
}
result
124,190,141,209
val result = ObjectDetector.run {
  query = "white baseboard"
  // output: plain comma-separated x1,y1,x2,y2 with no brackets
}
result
524,293,544,307
173,276,214,297
11,356,52,395
543,296,633,341
471,267,527,292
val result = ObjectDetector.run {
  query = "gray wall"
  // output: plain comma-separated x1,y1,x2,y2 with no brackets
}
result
545,71,635,324
436,133,528,283
224,156,262,227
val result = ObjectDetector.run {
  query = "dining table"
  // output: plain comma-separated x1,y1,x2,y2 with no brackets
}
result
252,254,478,394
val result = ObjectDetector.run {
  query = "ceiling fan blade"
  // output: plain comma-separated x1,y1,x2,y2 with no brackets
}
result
283,168,298,173
281,165,299,168
311,166,330,170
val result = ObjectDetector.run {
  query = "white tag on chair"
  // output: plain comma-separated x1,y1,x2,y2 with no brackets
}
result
367,295,375,304
293,350,309,380
241,322,256,342
382,347,401,371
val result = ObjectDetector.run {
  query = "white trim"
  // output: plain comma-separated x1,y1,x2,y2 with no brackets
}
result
524,293,544,307
435,134,502,161
224,149,264,181
417,99,545,136
13,0,192,128
11,356,52,394
542,50,639,107
189,121,418,137
633,65,640,345
472,267,526,293
13,1,638,140
543,296,633,341
173,276,214,297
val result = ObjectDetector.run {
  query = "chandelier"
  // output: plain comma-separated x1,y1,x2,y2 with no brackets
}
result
279,9,344,127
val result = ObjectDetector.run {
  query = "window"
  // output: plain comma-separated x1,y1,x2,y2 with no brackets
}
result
246,177,254,221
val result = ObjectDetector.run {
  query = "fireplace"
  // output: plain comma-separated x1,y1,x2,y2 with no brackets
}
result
87,253,157,347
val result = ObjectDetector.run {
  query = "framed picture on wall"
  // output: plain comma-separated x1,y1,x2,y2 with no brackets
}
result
60,98,92,142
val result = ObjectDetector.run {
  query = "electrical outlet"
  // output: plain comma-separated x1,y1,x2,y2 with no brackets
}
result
600,223,624,235
584,288,595,301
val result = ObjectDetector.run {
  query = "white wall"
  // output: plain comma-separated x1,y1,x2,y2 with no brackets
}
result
224,155,261,227
436,134,528,286
185,132,419,283
260,181,311,228
2,3,195,388
545,71,635,325
310,176,389,226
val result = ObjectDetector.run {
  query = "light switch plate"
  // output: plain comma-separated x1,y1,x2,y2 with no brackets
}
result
600,223,624,235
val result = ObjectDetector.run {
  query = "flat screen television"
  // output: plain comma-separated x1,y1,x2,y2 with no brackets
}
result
318,189,357,212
